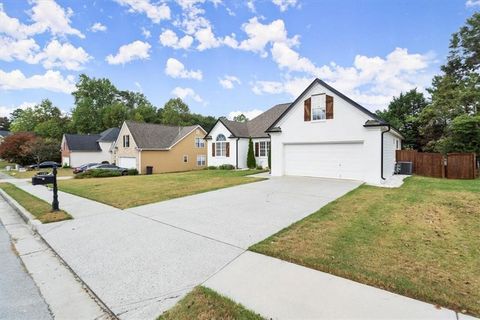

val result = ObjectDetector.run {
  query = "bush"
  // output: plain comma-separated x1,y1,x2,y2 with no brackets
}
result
75,169,122,179
218,164,235,170
127,169,138,175
62,163,70,168
256,165,264,170
206,165,218,170
247,138,256,169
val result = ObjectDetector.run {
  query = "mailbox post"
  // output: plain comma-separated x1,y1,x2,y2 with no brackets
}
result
31,165,59,212
52,166,59,211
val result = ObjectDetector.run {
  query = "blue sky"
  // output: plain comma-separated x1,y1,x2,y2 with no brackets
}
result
0,0,478,120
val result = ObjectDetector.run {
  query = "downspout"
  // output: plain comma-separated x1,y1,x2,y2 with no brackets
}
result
381,125,391,180
236,138,240,169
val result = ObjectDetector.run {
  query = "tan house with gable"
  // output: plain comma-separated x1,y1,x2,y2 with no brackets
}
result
114,121,207,174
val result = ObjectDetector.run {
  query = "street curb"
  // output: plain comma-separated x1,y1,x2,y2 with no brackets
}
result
0,188,119,320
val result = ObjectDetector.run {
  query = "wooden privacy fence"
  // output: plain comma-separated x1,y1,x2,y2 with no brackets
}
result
396,150,478,179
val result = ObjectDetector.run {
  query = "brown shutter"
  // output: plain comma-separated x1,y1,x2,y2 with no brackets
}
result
212,143,215,157
326,95,334,119
304,98,311,121
226,142,230,157
255,142,259,157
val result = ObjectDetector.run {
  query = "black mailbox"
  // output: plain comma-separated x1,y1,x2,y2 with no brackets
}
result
32,174,55,185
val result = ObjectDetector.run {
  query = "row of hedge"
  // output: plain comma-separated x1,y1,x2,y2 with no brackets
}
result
205,164,265,170
75,169,138,179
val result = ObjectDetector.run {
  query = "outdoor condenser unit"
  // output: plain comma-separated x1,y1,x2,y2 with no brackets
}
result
395,161,413,175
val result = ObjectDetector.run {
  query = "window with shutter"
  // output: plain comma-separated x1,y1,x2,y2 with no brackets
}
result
226,142,230,157
326,95,334,119
255,142,259,157
304,98,311,121
212,143,215,157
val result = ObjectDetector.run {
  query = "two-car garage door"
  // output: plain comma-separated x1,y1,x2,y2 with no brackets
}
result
284,142,365,180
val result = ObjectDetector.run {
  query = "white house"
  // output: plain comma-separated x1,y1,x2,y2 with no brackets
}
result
267,78,403,185
205,103,290,169
61,128,120,167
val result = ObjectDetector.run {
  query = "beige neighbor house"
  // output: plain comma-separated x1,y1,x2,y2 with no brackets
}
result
114,121,208,174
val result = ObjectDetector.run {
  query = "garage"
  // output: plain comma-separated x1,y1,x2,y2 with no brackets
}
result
283,142,365,180
118,157,137,169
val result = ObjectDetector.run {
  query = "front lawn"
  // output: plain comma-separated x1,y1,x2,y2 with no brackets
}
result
158,286,263,320
58,169,264,209
5,168,74,179
251,176,480,316
0,183,71,223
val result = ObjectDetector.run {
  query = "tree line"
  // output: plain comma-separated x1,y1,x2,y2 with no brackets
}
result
376,12,480,155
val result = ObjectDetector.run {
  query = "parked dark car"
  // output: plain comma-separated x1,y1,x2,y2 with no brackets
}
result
29,161,61,169
73,162,99,174
87,164,128,175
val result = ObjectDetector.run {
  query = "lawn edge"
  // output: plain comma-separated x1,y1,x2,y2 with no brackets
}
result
59,175,268,210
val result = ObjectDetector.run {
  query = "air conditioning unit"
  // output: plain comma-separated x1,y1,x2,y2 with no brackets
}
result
395,161,413,175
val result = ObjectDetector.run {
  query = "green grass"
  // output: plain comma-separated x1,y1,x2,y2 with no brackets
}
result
5,168,74,179
158,286,264,320
59,169,265,209
0,183,72,223
251,176,480,317
0,160,15,169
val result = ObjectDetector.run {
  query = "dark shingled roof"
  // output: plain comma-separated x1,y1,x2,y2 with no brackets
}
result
98,127,120,142
125,121,201,149
64,134,102,151
211,103,291,139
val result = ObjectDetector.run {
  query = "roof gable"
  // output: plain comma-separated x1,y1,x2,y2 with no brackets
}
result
267,78,386,132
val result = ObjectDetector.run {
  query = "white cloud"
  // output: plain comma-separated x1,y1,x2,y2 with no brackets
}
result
141,27,151,38
90,22,107,32
271,42,318,74
228,109,263,120
0,37,39,63
235,17,299,57
272,0,298,11
106,40,151,65
219,75,241,89
171,86,204,103
159,29,193,49
115,0,170,23
195,27,221,50
0,102,36,117
0,37,91,71
466,0,480,7
0,69,76,93
165,58,202,80
253,47,435,110
246,0,256,12
35,40,91,70
0,1,84,39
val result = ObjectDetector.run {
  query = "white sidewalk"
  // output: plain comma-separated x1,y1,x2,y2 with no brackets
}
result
205,251,475,320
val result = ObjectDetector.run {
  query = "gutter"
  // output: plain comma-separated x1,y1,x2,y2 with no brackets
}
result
381,125,391,180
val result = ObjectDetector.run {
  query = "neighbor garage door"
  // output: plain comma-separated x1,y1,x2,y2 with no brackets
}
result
284,142,365,180
118,157,136,169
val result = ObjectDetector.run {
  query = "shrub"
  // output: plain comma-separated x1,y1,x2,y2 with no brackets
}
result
127,169,138,175
256,165,264,170
62,164,70,168
247,137,256,169
207,165,218,170
218,164,235,170
75,169,121,179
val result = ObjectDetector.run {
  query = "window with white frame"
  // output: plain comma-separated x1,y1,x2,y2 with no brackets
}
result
259,141,267,157
195,137,205,148
311,94,326,120
123,135,130,148
215,134,226,157
197,155,206,166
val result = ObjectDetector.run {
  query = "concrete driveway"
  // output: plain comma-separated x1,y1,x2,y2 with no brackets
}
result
127,176,361,249
10,176,360,319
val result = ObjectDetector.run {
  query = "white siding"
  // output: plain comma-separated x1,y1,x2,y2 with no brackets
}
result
207,122,238,167
252,138,270,168
383,131,401,179
270,81,390,185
